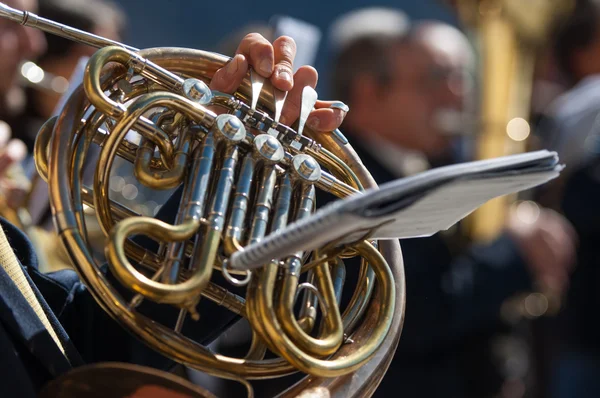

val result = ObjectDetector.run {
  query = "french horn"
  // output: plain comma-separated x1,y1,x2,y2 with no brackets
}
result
0,3,405,397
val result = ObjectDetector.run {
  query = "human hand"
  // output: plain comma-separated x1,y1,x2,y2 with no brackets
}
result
209,34,348,132
506,204,577,295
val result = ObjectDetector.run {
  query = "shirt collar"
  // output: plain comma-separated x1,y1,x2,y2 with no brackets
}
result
355,133,430,177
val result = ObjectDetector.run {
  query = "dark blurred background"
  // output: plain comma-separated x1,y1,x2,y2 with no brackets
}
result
113,0,456,96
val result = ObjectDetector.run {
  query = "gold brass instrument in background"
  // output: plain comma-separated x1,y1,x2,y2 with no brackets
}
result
447,0,574,241
0,3,405,397
444,0,575,324
444,1,575,394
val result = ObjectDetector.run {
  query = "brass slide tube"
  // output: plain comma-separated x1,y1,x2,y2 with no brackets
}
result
105,135,214,310
223,155,255,255
276,184,344,357
247,240,395,377
92,91,216,236
134,130,192,190
244,173,293,361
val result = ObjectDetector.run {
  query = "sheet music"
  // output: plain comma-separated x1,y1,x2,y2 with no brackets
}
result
347,170,558,240
229,150,562,270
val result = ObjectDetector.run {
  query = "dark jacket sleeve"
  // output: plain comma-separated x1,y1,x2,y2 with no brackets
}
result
27,266,240,370
397,232,532,357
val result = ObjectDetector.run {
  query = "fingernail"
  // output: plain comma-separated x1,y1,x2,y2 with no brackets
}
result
336,109,347,125
329,101,350,113
259,59,272,75
226,56,240,76
278,69,292,84
307,116,320,129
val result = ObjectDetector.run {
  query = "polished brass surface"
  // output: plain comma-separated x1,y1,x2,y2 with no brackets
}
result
39,362,217,398
0,3,406,397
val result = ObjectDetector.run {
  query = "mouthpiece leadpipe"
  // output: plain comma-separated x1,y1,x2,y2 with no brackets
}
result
0,2,138,52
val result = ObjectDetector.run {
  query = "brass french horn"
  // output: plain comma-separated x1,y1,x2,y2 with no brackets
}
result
0,3,405,397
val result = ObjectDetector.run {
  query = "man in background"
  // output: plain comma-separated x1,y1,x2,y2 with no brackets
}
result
24,0,124,122
328,7,576,397
540,0,600,175
533,1,600,396
0,0,45,117
0,0,45,201
12,0,127,229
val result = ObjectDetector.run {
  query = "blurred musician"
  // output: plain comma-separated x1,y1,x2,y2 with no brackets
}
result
0,0,45,113
0,0,45,221
541,0,600,175
553,155,600,398
0,0,129,273
11,0,126,230
534,1,600,396
327,8,576,398
17,0,125,144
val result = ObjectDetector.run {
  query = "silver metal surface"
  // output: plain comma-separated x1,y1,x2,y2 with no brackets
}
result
268,88,288,136
215,114,245,142
0,2,138,52
221,260,251,286
297,86,318,136
254,134,285,162
292,154,321,182
273,88,287,123
295,283,328,317
332,129,349,145
183,78,212,105
250,69,264,111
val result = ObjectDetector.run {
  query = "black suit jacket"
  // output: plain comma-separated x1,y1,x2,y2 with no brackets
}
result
338,134,533,398
0,211,240,396
533,116,600,398
557,156,600,354
0,218,82,397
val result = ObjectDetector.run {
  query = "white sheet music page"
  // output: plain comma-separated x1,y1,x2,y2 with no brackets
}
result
229,151,562,271
348,170,558,241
